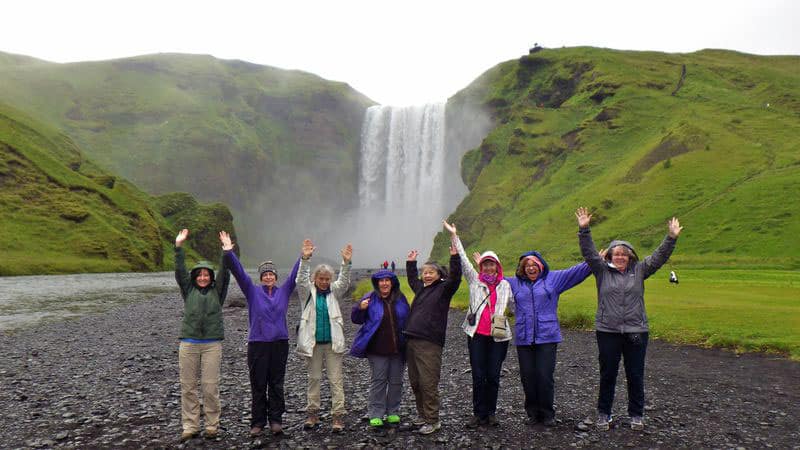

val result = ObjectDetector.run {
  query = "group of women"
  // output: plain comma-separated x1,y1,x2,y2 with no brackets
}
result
172,207,682,441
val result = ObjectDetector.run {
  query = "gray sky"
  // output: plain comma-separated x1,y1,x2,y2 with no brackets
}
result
2,0,798,105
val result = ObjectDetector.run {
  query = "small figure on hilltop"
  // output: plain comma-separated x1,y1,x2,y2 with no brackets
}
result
529,43,543,54
669,270,679,285
576,207,682,432
173,228,231,442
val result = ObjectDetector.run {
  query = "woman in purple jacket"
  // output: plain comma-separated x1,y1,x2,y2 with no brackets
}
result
350,270,411,429
506,250,591,427
220,232,303,437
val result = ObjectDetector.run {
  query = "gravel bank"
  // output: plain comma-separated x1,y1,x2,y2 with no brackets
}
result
1,283,798,449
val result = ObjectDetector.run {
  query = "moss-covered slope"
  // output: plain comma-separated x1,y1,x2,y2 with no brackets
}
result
0,52,374,262
0,102,235,275
433,47,800,269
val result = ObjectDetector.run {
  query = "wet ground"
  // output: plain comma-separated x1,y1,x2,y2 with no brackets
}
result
0,281,798,449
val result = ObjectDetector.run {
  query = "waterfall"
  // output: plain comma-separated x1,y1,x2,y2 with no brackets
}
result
348,104,450,265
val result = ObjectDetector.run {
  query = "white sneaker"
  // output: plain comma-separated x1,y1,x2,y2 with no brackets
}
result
418,421,441,434
630,416,644,430
596,413,612,431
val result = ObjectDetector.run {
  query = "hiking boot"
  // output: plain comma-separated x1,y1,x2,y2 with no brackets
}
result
386,414,401,425
542,417,556,427
596,413,612,431
486,415,499,427
418,421,441,435
203,428,219,439
465,415,482,429
630,416,644,430
249,426,263,437
369,417,384,428
180,431,199,442
304,413,319,429
270,422,284,435
332,415,345,433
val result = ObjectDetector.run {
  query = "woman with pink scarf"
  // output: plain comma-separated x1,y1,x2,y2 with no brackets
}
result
444,220,514,428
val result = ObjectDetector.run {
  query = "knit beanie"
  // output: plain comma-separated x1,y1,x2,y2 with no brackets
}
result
258,260,278,279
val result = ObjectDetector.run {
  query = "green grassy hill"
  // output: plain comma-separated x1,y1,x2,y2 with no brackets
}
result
0,102,235,275
0,52,374,263
432,47,800,270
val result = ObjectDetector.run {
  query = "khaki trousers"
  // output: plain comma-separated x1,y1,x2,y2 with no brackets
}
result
406,338,443,423
179,341,222,433
305,343,345,415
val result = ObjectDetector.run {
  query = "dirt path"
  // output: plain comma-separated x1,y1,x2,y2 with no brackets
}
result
1,286,797,449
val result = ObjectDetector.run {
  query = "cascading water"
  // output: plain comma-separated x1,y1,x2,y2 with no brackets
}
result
349,103,450,265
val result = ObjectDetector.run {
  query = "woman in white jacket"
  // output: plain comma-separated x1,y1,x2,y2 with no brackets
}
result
295,239,352,433
444,221,513,428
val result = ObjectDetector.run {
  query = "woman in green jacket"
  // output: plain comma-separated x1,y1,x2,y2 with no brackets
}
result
174,228,231,441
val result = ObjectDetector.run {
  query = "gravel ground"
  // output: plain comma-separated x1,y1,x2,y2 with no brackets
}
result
1,280,798,449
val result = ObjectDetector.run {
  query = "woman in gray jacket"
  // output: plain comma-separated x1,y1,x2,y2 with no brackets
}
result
575,207,682,432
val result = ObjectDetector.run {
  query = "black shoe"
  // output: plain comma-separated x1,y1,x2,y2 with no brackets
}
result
486,415,499,427
542,417,556,427
465,415,482,429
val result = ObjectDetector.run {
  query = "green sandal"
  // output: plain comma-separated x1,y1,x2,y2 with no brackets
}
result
386,415,401,425
369,418,384,427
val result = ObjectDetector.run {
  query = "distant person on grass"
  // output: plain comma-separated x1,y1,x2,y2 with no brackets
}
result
403,226,462,435
350,269,411,430
576,207,682,431
173,229,231,442
220,232,302,437
295,241,353,433
444,220,514,429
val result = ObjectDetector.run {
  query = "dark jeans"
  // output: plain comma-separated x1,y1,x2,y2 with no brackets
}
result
596,331,649,417
517,342,558,421
247,340,289,427
467,334,509,418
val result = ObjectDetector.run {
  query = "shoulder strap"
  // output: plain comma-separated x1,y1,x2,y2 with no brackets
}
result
469,291,492,315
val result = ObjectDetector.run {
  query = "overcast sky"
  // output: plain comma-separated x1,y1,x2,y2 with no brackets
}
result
2,0,798,105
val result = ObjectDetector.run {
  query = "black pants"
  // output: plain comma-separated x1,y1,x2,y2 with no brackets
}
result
247,340,289,427
516,342,558,421
596,331,649,417
467,334,509,418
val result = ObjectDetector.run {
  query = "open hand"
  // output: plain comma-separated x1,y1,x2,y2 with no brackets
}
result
302,239,315,259
575,207,592,228
407,250,419,262
359,298,370,310
668,217,683,238
472,251,481,265
341,243,353,263
219,231,235,251
175,229,189,247
442,219,457,236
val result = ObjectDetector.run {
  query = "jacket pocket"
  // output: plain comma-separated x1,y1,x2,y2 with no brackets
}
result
536,313,560,341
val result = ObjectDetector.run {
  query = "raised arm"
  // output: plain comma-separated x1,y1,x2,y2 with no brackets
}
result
220,231,256,300
642,217,681,278
215,251,231,305
576,207,606,274
174,229,191,298
294,239,314,301
279,256,302,294
445,220,478,283
332,243,353,298
405,250,423,293
548,261,592,294
442,243,463,299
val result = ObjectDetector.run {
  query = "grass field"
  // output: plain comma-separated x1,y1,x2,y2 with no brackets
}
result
353,269,800,360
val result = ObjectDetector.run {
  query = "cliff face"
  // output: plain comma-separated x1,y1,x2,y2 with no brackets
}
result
0,52,375,264
431,47,800,269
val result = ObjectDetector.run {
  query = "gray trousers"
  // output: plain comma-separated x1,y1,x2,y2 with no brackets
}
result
367,354,405,419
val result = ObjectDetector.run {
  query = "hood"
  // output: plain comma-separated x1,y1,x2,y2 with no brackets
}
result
477,251,504,280
190,260,216,286
517,250,551,279
371,269,401,293
605,240,639,263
